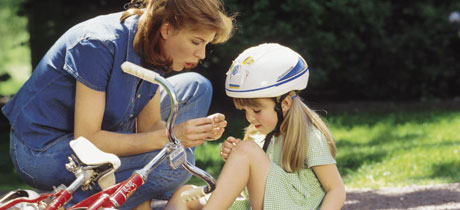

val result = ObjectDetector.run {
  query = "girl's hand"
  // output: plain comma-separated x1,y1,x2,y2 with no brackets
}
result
174,113,227,148
220,136,242,161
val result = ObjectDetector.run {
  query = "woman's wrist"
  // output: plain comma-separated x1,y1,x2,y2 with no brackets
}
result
147,129,169,150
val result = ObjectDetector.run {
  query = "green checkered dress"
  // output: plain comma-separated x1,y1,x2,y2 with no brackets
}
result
229,127,336,210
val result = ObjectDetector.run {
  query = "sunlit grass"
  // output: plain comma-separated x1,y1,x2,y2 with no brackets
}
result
332,111,460,189
191,110,460,190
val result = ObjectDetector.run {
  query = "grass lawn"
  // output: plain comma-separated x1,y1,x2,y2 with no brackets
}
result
330,107,460,189
189,102,460,190
1,102,459,192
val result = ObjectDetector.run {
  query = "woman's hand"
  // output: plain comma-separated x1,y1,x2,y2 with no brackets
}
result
206,113,227,140
174,113,227,148
220,136,241,161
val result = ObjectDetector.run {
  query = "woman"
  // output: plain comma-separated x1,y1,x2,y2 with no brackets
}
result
1,0,235,209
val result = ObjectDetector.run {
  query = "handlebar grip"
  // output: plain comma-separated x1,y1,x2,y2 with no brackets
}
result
121,61,160,84
181,186,207,202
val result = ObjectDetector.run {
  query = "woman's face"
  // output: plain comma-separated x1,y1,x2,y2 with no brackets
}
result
160,23,216,71
238,99,278,135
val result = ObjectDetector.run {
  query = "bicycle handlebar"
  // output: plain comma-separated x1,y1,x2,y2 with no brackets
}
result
120,61,216,199
121,62,180,145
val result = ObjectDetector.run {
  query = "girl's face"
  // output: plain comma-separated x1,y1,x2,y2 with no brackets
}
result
239,99,279,135
160,23,216,71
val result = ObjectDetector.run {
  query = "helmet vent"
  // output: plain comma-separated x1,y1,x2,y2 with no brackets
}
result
277,57,307,82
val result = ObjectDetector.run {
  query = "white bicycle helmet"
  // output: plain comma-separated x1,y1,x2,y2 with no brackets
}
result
225,43,309,98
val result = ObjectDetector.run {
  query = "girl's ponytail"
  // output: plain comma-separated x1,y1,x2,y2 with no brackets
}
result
280,91,336,172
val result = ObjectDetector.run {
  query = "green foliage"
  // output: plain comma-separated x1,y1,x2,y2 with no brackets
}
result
0,0,31,96
207,0,460,102
12,0,460,102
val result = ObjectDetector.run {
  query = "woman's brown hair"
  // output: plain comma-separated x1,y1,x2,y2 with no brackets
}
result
121,0,235,70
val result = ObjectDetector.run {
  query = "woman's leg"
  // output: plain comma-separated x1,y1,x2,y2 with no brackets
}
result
9,132,90,209
203,141,271,210
161,72,213,123
9,132,76,191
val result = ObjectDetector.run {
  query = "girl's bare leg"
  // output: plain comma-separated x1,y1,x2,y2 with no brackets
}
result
203,141,270,210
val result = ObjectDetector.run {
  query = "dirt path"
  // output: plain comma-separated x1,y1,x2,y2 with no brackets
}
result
343,183,460,210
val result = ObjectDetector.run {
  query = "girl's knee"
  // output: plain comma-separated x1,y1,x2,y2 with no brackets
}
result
233,141,264,157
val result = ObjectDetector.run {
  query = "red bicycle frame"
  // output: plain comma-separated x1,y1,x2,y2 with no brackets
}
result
68,173,143,209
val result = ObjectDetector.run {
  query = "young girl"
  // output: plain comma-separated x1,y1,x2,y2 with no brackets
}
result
166,43,346,210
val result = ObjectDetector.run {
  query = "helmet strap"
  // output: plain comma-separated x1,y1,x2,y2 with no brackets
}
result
262,131,275,152
262,93,289,152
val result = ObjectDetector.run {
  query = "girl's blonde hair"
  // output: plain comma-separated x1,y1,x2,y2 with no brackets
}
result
236,91,336,173
121,0,235,70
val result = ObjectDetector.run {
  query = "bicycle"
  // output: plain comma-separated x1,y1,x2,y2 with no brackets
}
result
0,136,121,210
0,61,216,210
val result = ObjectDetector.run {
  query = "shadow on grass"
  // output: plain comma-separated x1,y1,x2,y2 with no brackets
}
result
336,148,387,177
427,160,460,183
367,127,424,147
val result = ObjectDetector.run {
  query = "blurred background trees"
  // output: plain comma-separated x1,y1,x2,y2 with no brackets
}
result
2,0,460,109
219,0,460,102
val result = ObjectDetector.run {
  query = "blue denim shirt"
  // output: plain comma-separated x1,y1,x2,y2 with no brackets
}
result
2,12,160,151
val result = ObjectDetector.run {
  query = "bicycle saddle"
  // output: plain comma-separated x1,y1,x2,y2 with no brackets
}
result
70,137,121,190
